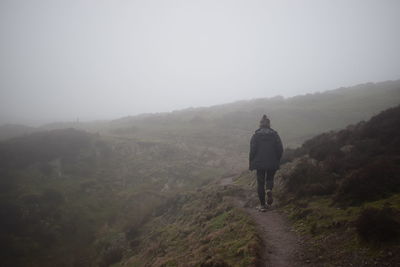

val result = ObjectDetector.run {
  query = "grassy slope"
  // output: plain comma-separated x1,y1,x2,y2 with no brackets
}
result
0,128,262,267
121,186,262,267
0,130,232,267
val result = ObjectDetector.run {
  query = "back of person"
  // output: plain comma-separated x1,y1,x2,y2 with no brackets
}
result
249,115,283,211
249,127,282,171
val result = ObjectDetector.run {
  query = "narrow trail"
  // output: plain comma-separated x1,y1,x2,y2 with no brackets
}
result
243,205,305,267
220,175,306,267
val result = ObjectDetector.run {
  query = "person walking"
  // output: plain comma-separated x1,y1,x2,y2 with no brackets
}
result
249,115,283,211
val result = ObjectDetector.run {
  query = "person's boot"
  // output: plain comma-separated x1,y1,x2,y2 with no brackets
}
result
257,204,267,212
266,190,273,206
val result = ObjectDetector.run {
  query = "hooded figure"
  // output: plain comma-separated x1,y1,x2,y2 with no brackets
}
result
249,115,283,211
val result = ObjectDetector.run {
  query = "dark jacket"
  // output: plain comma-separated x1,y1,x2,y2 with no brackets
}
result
249,127,283,171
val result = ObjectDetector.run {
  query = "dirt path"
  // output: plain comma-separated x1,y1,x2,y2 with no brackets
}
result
244,205,305,267
220,176,306,267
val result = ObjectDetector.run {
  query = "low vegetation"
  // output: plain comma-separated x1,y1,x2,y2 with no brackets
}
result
122,186,262,266
356,207,400,244
277,105,400,265
1,82,400,266
0,129,230,266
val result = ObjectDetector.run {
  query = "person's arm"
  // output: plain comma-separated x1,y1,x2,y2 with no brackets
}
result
249,134,257,169
275,133,283,161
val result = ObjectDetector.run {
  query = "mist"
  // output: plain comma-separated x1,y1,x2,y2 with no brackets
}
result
1,0,400,125
2,2,400,265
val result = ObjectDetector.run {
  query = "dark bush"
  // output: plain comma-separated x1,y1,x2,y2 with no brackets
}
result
0,170,17,194
355,207,400,243
284,161,337,197
280,148,302,164
309,141,343,162
0,128,92,169
300,132,344,161
0,201,22,233
334,157,400,204
125,227,139,241
100,247,123,267
41,189,65,206
360,105,400,145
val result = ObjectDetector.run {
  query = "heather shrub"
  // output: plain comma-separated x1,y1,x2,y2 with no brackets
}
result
335,157,400,204
355,207,400,243
284,161,337,197
280,148,297,164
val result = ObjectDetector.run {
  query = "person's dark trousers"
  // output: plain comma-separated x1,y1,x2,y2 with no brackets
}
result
256,169,277,205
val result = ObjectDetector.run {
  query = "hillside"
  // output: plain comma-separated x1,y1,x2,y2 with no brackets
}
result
1,81,400,266
270,105,400,266
108,80,400,149
120,104,400,266
23,79,400,151
0,128,255,266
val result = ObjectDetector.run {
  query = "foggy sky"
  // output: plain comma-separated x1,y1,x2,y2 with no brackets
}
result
1,0,400,126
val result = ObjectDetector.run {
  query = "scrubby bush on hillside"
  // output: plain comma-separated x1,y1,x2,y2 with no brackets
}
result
283,160,337,197
306,134,343,162
355,207,400,243
282,105,400,206
280,147,305,164
0,128,92,169
359,105,400,145
334,157,400,204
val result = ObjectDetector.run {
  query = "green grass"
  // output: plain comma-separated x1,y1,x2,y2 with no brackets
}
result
363,193,400,210
283,193,400,236
123,187,262,266
209,211,230,230
281,192,400,262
